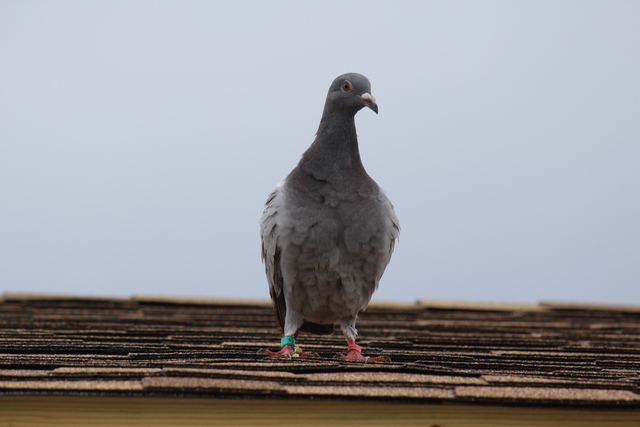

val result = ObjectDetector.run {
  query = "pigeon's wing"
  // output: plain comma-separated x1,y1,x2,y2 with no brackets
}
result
373,189,400,282
260,183,287,330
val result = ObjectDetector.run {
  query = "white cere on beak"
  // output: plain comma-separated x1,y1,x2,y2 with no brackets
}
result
360,93,376,104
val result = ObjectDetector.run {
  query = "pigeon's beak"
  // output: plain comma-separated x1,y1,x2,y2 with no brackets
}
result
360,93,378,114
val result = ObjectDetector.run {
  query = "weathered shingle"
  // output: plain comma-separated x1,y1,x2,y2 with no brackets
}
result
1,293,639,407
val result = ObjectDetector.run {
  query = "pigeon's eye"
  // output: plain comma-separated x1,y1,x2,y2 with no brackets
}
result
341,80,353,93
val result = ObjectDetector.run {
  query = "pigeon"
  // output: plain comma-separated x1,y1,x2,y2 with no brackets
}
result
260,73,399,362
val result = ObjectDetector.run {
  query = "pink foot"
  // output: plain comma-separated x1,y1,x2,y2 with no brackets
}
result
263,345,318,358
265,344,295,357
335,339,391,363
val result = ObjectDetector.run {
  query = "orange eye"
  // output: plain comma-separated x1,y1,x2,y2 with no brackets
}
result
341,80,353,92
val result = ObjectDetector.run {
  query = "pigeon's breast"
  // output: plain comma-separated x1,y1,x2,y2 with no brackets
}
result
279,182,394,323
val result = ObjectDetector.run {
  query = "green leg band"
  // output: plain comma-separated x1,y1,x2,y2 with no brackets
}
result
281,336,295,348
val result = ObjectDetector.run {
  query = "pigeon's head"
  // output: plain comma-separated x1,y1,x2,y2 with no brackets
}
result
326,73,378,115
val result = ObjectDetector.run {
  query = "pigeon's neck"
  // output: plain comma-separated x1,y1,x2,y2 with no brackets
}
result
299,110,366,182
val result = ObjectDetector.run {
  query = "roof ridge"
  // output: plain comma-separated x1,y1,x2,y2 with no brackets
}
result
3,293,639,312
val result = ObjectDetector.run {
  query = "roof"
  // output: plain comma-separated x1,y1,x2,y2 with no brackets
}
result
1,293,639,408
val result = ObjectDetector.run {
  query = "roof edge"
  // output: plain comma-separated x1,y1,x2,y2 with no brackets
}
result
540,300,640,313
132,294,272,307
415,299,546,312
1,292,132,303
2,293,639,312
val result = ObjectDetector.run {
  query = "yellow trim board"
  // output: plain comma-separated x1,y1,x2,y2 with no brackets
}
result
0,396,639,427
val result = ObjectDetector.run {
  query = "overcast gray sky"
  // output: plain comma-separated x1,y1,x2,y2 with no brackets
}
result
1,1,639,304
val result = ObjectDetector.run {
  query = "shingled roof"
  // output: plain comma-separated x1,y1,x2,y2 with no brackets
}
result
1,293,639,408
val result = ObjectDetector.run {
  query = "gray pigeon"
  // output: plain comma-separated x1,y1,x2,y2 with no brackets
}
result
260,73,399,361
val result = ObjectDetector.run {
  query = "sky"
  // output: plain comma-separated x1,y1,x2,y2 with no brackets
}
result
1,1,639,305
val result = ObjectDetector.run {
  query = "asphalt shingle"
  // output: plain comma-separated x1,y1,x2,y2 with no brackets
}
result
1,293,639,407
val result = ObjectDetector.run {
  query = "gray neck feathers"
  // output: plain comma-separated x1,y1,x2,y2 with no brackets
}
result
299,107,366,183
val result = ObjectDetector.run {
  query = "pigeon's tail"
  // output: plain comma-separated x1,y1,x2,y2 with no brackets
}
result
299,321,334,335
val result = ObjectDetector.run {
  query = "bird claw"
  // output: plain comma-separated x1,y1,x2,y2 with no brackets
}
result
259,348,291,358
368,355,392,363
334,353,391,363
261,345,318,358
298,351,321,358
335,340,391,363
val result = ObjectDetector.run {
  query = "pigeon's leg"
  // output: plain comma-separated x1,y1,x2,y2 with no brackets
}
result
265,336,319,358
264,310,317,358
335,317,390,362
264,335,296,357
